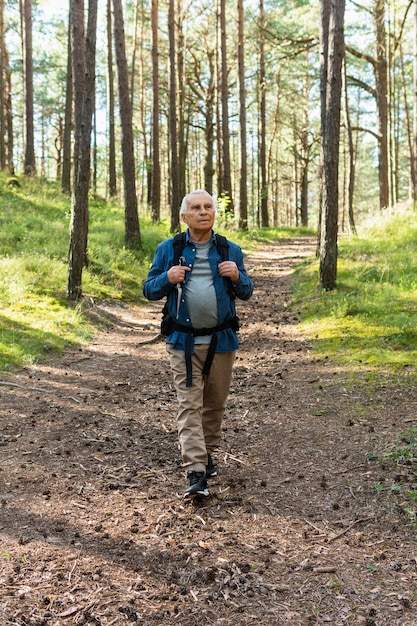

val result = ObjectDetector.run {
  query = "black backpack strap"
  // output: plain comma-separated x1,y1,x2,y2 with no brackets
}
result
172,232,186,265
214,233,235,299
214,234,229,261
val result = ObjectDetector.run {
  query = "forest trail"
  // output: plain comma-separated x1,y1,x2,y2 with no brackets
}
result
1,237,417,625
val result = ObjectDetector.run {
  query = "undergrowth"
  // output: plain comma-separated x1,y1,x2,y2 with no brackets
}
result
293,208,417,377
0,175,315,372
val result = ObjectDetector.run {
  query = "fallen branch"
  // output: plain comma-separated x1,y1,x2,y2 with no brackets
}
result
327,518,369,543
0,380,81,403
0,380,51,393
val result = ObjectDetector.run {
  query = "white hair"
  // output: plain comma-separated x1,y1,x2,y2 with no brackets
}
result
180,190,217,215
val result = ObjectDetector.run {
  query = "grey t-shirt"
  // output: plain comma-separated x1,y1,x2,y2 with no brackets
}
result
185,241,218,343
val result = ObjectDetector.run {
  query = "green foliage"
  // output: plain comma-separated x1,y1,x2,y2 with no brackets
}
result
388,429,417,463
0,175,170,371
376,428,417,523
293,209,417,373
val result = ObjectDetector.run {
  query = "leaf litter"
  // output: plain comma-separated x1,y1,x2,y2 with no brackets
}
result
0,237,417,625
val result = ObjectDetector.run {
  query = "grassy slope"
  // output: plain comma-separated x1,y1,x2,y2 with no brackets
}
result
293,209,417,377
1,174,416,379
0,176,314,372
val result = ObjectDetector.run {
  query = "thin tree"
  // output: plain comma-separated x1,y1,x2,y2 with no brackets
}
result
137,0,150,206
0,0,5,170
413,0,417,202
22,0,36,176
62,4,73,195
219,0,234,213
343,55,357,235
319,0,345,290
317,0,330,256
373,0,389,210
168,0,180,231
67,0,98,300
107,0,116,198
150,0,160,220
237,0,248,230
0,0,12,173
5,52,13,174
188,40,216,194
259,0,268,227
112,0,141,248
176,0,186,202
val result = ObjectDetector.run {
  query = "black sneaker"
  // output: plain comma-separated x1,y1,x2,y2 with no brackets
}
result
206,454,217,478
184,471,209,498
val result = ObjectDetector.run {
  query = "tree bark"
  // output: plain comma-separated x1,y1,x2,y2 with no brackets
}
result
112,0,141,248
168,0,180,231
0,0,5,171
373,0,389,210
150,0,160,221
62,4,73,195
413,0,417,202
343,55,357,235
319,0,345,291
176,0,186,202
67,0,97,301
259,0,268,227
107,0,117,198
237,0,248,230
219,0,234,214
22,0,36,176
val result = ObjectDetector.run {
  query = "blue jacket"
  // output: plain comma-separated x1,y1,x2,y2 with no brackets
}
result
143,230,254,352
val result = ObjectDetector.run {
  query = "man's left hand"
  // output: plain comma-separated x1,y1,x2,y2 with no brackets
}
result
218,261,239,283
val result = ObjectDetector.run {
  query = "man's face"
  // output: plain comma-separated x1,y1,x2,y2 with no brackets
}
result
181,192,216,233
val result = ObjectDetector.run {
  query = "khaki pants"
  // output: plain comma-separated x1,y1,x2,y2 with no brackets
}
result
167,344,236,473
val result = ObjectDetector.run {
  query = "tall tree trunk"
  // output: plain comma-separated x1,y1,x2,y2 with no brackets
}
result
0,5,12,174
237,0,248,230
0,0,5,171
319,0,345,291
150,0,160,220
113,0,141,248
5,59,14,175
219,0,234,214
107,0,117,198
137,0,149,206
413,0,417,202
373,0,389,210
400,41,415,201
168,0,180,231
299,61,310,227
176,0,186,202
67,0,97,300
317,0,331,256
204,50,215,194
22,0,36,176
62,4,73,195
259,0,268,227
343,55,357,234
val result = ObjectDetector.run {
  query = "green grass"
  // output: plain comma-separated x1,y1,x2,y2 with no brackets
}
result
0,175,171,371
0,174,315,372
293,209,417,374
2,172,417,378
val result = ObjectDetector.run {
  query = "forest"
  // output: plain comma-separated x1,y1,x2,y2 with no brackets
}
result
3,0,417,623
2,0,417,237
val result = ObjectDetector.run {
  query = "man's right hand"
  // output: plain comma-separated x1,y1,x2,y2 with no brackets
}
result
167,265,190,285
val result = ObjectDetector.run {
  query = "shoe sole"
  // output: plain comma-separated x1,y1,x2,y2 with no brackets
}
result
184,488,209,499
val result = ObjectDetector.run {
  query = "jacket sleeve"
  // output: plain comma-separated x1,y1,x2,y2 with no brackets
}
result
143,241,174,301
230,245,254,301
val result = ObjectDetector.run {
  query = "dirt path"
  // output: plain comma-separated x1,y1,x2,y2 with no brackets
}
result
1,237,417,625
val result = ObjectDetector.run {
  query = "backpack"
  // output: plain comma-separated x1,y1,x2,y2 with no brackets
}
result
160,232,234,336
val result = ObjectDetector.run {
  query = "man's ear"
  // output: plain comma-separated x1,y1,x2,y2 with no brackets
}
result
181,213,188,224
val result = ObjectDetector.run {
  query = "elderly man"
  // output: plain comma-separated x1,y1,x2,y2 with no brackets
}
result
143,190,253,498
